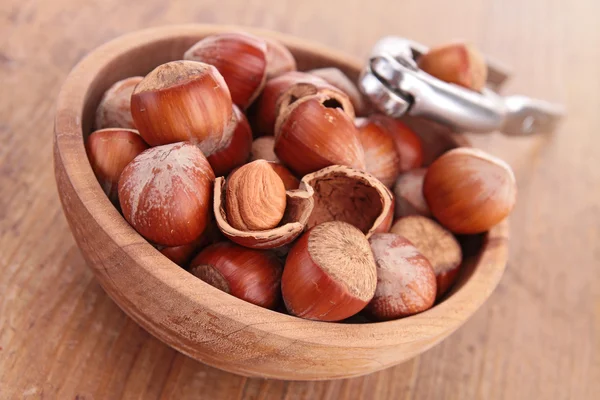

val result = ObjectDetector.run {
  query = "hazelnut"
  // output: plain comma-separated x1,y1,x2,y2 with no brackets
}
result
418,42,488,91
264,37,297,79
85,128,148,203
365,233,437,320
393,168,431,218
190,241,283,310
356,117,402,187
206,105,253,177
95,76,143,130
213,171,313,249
274,94,364,176
281,221,377,321
225,160,287,231
390,216,462,298
423,148,517,234
118,142,215,246
131,60,233,154
369,115,423,172
184,32,268,109
249,71,332,137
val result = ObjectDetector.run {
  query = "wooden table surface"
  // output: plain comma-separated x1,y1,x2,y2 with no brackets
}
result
1,0,598,398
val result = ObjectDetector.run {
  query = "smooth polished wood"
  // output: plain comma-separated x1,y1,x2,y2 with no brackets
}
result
53,24,507,380
1,0,598,398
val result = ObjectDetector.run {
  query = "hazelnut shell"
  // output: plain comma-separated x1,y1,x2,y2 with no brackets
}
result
213,176,314,249
300,165,394,238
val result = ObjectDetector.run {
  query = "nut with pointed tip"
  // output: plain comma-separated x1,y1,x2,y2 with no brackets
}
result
86,128,148,203
418,42,488,91
250,71,332,137
118,142,215,246
131,60,233,154
264,37,297,79
249,136,279,163
225,160,287,231
356,117,402,187
206,105,253,177
390,216,462,299
95,76,143,130
309,67,367,115
274,93,363,176
393,168,431,218
365,233,437,320
424,148,517,234
190,241,283,309
184,32,268,109
368,115,423,172
281,221,377,321
301,165,394,237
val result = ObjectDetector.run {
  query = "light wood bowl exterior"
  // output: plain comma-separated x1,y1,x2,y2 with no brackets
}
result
53,25,509,381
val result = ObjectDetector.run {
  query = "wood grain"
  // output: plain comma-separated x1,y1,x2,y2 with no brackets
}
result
53,24,507,380
0,0,598,398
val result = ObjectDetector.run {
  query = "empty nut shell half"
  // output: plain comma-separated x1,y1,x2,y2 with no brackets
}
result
300,165,394,238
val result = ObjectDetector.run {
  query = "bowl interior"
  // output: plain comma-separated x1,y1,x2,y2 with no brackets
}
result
54,25,508,380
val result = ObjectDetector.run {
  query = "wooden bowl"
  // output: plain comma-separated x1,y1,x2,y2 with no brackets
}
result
53,25,509,380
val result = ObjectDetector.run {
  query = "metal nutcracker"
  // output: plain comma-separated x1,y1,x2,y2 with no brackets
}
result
359,37,565,136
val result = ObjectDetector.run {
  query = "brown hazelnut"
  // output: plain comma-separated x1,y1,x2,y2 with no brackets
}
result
423,148,517,234
274,93,364,176
184,32,268,109
356,117,402,187
418,42,488,91
213,171,313,249
131,60,233,154
225,160,287,231
86,128,148,203
206,105,253,177
95,76,143,130
281,221,377,321
118,142,215,246
190,241,283,310
249,71,334,137
390,216,462,298
365,233,437,320
393,168,431,218
264,37,297,79
369,115,423,172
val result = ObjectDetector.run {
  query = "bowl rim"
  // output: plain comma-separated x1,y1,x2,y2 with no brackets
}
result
54,24,508,356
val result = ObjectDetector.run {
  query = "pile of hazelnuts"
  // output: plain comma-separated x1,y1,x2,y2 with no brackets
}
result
87,32,517,322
